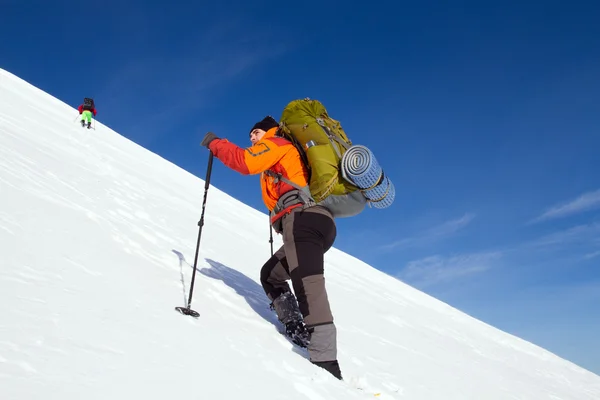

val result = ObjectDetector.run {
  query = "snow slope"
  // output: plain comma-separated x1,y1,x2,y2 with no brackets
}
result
0,68,599,400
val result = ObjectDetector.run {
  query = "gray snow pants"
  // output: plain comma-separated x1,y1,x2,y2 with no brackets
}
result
260,205,338,362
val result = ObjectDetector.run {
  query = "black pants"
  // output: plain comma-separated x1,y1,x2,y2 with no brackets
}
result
261,205,336,326
261,205,339,363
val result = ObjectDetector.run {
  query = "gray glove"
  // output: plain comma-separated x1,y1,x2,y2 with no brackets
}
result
200,132,219,148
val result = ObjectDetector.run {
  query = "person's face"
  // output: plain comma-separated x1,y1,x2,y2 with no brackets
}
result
250,128,266,145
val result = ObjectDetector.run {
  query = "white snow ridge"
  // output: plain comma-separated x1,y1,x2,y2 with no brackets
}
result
1,67,599,400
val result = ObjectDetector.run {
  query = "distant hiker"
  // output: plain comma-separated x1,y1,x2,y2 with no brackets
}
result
200,116,343,380
78,97,97,129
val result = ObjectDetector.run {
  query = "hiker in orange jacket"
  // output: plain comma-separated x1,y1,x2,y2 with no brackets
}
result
201,116,342,380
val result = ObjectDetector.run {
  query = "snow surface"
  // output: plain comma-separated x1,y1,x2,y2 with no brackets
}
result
0,67,599,400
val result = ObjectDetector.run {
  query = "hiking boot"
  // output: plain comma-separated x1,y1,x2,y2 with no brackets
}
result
285,320,311,347
312,360,343,380
271,291,310,347
271,291,302,324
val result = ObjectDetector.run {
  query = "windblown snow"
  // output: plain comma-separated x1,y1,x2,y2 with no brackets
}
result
0,68,599,400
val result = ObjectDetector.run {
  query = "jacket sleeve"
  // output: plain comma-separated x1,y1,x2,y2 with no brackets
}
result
78,105,83,114
209,138,284,175
93,108,97,116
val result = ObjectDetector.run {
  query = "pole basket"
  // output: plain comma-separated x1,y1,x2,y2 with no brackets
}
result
175,306,200,318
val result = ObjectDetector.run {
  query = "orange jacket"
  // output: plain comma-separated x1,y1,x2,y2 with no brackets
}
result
208,127,309,213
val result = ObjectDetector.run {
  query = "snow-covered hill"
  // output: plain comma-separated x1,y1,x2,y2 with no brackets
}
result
1,68,599,399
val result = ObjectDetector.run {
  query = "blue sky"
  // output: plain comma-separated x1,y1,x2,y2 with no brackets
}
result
2,0,599,374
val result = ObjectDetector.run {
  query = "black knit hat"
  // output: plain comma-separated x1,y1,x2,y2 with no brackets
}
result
249,115,279,135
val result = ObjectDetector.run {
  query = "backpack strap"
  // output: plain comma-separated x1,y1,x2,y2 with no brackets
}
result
264,170,314,201
315,118,351,158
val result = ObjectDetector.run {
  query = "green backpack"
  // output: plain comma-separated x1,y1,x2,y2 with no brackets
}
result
275,98,367,218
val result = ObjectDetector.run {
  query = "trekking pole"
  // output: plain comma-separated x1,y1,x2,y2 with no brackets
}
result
175,150,214,318
268,216,274,256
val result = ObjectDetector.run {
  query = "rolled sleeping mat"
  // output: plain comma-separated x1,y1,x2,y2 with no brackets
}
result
340,145,395,208
363,173,395,209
